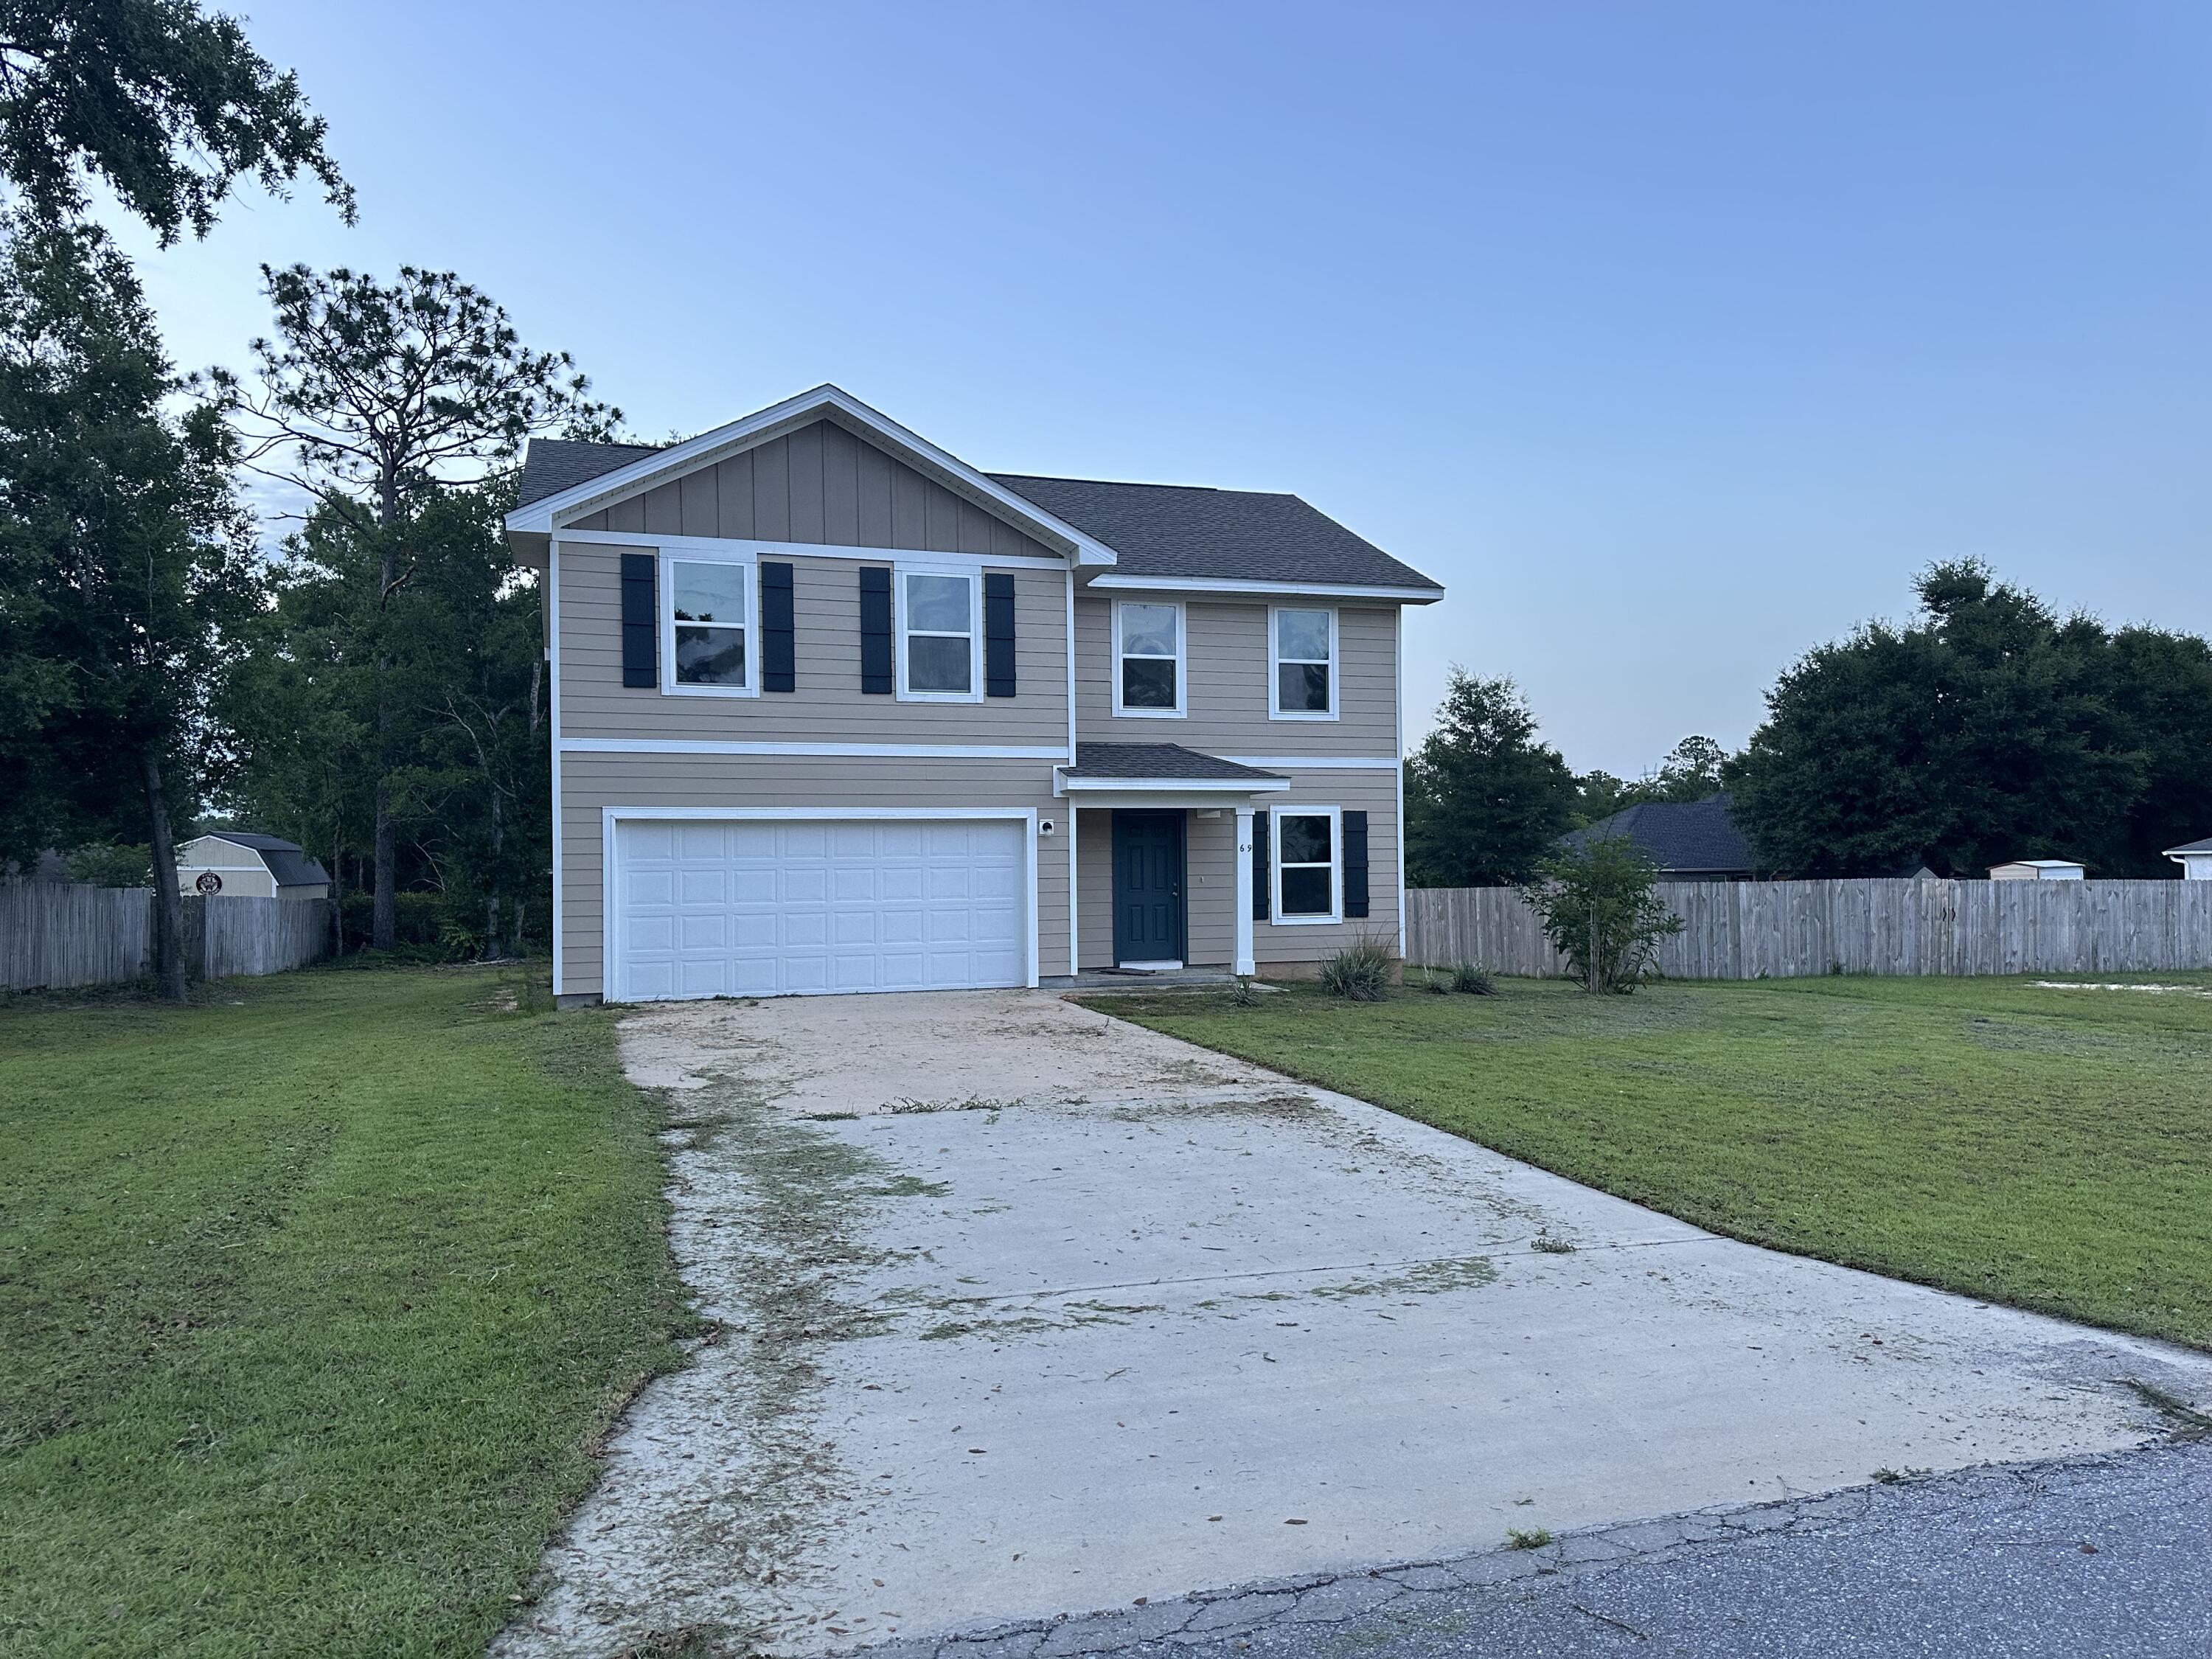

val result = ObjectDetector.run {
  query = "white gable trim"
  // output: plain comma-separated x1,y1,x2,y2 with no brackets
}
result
505,384,1119,568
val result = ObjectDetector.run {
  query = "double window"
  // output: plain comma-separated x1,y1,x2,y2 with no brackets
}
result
1272,807,1340,922
899,567,980,700
1271,606,1336,718
665,554,756,695
1113,600,1184,716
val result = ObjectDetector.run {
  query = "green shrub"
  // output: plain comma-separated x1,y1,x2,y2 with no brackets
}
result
1451,960,1498,995
1318,936,1395,1002
66,843,150,887
1522,835,1683,994
338,890,449,953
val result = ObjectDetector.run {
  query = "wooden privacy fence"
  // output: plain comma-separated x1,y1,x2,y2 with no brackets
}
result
1405,879,2212,981
1,883,331,992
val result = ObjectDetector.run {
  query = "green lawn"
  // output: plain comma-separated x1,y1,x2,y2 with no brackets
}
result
0,964,693,1658
1102,973,2212,1352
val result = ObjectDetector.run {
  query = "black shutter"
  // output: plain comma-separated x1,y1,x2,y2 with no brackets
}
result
859,567,892,694
984,572,1016,698
761,561,795,692
620,552,657,688
1343,810,1370,918
1251,810,1270,921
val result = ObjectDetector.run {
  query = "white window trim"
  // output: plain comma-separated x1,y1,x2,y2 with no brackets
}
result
1268,604,1339,722
895,563,984,703
660,546,759,698
1270,803,1343,925
1111,598,1186,719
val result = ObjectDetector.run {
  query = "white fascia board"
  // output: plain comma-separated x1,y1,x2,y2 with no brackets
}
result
1084,574,1444,602
559,737,1068,759
1054,773,1292,798
507,384,1120,567
1217,755,1401,770
551,529,1068,570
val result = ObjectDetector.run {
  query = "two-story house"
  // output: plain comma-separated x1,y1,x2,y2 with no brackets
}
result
504,385,1442,1005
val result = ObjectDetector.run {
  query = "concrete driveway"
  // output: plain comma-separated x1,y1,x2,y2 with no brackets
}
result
497,990,2212,1658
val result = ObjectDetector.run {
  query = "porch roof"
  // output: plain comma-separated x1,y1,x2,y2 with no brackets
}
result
1055,743,1290,795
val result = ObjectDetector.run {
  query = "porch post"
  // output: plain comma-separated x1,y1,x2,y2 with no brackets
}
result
1067,808,1080,976
1234,806,1256,976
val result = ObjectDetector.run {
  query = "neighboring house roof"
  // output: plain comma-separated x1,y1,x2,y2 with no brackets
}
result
2163,836,2212,856
1562,793,1757,874
197,832,331,888
988,474,1442,593
518,438,666,508
1994,858,2084,872
1060,743,1286,783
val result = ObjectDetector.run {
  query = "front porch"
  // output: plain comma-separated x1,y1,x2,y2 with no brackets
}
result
1056,743,1288,976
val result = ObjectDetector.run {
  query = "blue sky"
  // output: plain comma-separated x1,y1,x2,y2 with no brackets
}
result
115,1,2212,776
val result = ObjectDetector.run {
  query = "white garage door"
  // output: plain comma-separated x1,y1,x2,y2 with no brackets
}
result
613,817,1029,1001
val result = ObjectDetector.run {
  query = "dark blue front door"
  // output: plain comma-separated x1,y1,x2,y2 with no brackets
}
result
1113,810,1186,965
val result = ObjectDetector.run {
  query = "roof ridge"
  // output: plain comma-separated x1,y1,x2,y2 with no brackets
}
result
992,471,1259,495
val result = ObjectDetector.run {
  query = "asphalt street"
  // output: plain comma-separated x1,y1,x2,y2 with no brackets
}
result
875,1436,2211,1659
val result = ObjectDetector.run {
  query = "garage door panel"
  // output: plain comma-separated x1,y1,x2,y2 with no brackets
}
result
615,816,1029,1001
672,822,725,859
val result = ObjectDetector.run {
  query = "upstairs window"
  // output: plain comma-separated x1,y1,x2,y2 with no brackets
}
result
669,557,752,691
1115,600,1183,716
1271,607,1335,717
902,568,978,698
1273,808,1340,921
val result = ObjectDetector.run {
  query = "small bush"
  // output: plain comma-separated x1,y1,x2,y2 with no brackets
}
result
1228,976,1259,1007
1450,960,1497,995
1318,936,1395,1002
67,843,151,887
1521,835,1684,995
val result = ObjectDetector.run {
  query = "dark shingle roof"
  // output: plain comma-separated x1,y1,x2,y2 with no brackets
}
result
206,832,330,888
517,437,666,507
509,436,1441,591
1060,743,1285,782
990,473,1441,591
1560,793,1756,875
2166,835,2212,856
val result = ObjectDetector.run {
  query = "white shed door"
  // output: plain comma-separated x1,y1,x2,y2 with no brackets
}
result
613,818,1027,1001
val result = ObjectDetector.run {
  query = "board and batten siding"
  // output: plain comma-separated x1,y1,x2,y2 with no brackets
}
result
557,753,1067,998
1073,594,1398,757
557,542,1068,745
1073,768,1402,971
568,419,1059,560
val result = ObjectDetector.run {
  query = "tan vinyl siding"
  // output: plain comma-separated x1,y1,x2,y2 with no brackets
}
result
557,542,1068,745
1075,808,1116,971
1074,595,1398,757
1253,766,1402,968
557,753,1067,999
1186,809,1238,966
570,420,1058,560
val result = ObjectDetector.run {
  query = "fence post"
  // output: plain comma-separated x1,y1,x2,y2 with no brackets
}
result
201,897,218,984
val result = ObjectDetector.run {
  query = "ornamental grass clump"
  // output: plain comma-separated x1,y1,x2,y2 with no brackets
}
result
1318,936,1395,1001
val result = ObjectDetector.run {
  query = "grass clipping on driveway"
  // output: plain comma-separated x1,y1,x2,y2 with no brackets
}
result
1101,974,2212,1353
0,964,693,1658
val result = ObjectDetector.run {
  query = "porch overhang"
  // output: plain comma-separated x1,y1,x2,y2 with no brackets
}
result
1053,742,1289,801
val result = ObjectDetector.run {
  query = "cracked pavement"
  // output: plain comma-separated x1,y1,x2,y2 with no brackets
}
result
872,1438,2212,1659
494,990,2212,1657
